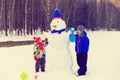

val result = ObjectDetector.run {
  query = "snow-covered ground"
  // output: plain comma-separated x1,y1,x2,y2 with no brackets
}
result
0,31,120,80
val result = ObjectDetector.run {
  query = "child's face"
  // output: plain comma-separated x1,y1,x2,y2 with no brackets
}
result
42,40,45,44
77,30,82,36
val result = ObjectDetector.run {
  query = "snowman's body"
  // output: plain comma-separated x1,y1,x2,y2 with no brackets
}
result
46,32,72,72
45,10,73,72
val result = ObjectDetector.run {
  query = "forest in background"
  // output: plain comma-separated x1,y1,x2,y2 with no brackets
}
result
0,0,120,36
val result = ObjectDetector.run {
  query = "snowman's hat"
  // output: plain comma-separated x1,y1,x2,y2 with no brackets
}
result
53,8,61,18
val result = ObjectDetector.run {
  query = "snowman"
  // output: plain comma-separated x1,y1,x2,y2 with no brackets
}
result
45,8,73,73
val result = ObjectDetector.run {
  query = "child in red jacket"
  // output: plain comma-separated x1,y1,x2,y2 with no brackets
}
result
33,37,48,72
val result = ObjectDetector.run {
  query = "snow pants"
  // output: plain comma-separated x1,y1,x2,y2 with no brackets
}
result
35,58,46,72
76,53,88,75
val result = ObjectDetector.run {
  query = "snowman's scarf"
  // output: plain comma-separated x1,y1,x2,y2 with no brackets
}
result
51,28,66,34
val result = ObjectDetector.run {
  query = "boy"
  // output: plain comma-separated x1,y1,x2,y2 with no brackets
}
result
75,25,90,76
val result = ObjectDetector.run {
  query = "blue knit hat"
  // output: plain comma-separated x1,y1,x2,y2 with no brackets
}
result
53,8,61,18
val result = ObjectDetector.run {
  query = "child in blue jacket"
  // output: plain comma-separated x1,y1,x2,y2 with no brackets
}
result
75,25,90,76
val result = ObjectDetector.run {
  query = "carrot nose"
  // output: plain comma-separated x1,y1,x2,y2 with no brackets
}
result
52,25,57,28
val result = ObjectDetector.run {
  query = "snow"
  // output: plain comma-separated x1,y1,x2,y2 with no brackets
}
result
0,31,120,80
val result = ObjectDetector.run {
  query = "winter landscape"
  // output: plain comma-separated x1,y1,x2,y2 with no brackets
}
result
0,0,120,80
0,31,120,80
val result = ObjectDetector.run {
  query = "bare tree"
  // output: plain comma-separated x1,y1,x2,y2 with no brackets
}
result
0,0,4,33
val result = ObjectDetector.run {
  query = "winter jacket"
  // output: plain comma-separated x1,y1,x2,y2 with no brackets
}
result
75,31,90,53
33,41,48,59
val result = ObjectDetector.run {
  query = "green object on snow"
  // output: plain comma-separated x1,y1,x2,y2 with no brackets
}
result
20,72,28,80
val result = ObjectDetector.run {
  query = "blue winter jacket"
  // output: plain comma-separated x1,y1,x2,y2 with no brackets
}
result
75,31,90,53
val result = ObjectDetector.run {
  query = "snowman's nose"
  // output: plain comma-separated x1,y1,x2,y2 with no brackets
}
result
52,25,57,28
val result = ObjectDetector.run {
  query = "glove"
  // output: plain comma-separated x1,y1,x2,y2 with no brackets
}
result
45,38,48,42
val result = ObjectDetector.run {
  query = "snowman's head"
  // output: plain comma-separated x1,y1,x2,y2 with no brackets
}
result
50,8,66,34
50,18,66,30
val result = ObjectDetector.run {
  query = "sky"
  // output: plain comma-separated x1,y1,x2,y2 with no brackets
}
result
0,31,120,80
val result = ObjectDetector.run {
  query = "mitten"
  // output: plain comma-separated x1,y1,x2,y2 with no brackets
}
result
45,38,48,42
